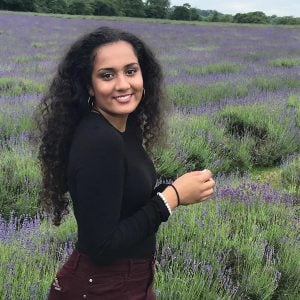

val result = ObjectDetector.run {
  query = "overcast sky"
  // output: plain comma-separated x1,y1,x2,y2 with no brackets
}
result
170,0,300,17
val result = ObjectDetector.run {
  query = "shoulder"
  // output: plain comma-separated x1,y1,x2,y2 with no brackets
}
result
71,112,124,154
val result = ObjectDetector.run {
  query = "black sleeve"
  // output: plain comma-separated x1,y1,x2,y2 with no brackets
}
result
72,126,170,264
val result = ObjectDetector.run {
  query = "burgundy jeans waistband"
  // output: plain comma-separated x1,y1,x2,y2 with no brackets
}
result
65,249,154,274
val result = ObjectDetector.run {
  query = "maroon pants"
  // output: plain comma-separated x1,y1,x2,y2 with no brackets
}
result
48,249,156,300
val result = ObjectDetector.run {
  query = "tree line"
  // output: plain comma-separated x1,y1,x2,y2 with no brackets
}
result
0,0,299,25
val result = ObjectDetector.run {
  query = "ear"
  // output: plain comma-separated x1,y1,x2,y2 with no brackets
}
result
88,85,95,97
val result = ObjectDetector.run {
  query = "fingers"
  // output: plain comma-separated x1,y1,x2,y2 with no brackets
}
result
202,178,215,189
198,177,215,201
198,169,213,182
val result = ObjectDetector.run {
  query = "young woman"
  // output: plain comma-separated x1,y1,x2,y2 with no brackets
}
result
38,27,215,300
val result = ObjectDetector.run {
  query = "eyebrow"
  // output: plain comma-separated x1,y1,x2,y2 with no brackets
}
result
96,62,139,73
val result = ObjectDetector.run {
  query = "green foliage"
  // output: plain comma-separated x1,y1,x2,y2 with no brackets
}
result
0,144,41,220
153,114,253,177
12,53,47,63
121,0,145,17
273,16,300,25
233,11,269,24
0,0,36,11
31,41,57,48
185,62,241,75
280,155,300,195
1,1,299,25
68,0,93,15
170,5,190,21
145,0,170,19
46,0,68,14
2,181,299,298
0,215,76,299
92,0,119,16
269,57,300,68
0,107,35,141
153,146,187,179
156,187,300,298
0,77,45,96
217,104,300,166
168,82,249,106
189,8,200,21
252,76,300,92
287,94,300,127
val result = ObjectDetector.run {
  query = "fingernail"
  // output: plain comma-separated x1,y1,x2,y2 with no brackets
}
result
201,169,207,172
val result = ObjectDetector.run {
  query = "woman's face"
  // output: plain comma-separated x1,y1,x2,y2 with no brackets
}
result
89,40,144,131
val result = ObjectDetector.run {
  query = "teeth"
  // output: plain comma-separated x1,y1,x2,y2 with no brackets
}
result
115,94,131,101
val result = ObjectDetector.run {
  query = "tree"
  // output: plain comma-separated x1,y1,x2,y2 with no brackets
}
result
233,11,269,24
190,8,200,21
47,0,68,14
218,14,233,23
183,3,191,9
68,0,93,15
275,16,300,25
121,0,145,17
144,0,170,19
170,5,190,20
210,11,220,22
92,0,119,16
0,0,37,12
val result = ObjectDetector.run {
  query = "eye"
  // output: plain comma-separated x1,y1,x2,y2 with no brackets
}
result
126,68,137,76
101,72,114,80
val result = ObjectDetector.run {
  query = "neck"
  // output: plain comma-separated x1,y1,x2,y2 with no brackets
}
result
91,107,127,133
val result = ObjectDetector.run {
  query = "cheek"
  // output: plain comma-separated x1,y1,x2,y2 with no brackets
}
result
94,83,113,98
136,75,144,89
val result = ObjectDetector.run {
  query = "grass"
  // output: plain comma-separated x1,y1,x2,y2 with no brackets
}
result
187,46,218,51
168,82,249,106
0,102,36,141
156,178,300,299
269,57,300,68
287,94,300,127
0,214,76,299
31,41,58,48
185,62,242,76
0,77,45,96
217,104,300,166
0,142,41,220
252,76,300,92
168,77,300,107
12,54,47,63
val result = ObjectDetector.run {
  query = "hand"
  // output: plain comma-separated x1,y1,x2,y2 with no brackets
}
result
162,170,215,209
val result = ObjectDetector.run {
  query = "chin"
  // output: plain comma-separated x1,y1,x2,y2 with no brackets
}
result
116,103,140,114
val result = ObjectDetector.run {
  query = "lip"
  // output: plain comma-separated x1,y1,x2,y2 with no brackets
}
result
113,93,133,103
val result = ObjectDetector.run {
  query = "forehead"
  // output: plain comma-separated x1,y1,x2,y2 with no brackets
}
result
93,41,138,67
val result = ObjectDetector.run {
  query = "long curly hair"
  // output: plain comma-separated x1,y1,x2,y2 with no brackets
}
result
36,27,167,226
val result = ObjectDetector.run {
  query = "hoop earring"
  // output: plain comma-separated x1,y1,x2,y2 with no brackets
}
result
141,88,145,101
88,96,94,109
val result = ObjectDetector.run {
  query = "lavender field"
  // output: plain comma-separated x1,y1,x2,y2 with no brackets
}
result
0,12,300,299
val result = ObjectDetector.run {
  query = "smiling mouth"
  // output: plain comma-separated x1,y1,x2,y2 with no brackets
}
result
113,94,133,102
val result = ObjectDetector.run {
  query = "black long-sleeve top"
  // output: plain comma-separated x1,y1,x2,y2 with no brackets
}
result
67,112,170,265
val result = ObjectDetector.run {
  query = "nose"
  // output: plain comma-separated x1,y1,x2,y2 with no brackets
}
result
115,73,130,91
